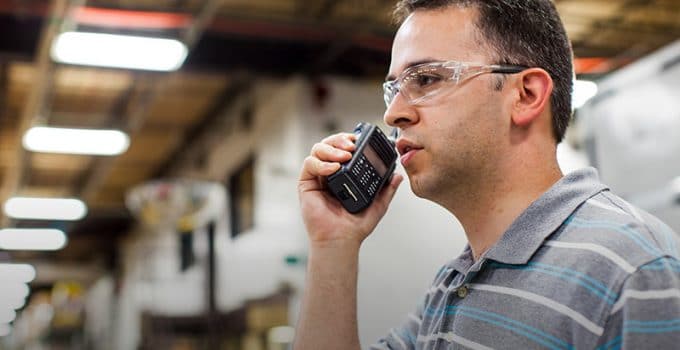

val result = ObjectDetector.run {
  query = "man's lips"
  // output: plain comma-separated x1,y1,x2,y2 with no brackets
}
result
396,138,422,156
396,138,423,166
400,148,419,166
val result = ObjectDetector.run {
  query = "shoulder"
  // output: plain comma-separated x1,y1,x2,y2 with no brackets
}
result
552,190,679,269
527,190,680,332
539,189,680,309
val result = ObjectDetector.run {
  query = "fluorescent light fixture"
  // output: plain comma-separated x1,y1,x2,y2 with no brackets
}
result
0,263,36,283
0,284,29,310
0,228,67,251
0,310,16,324
23,126,129,155
0,283,29,300
51,31,188,71
0,323,10,337
0,295,26,311
572,79,598,109
4,197,87,221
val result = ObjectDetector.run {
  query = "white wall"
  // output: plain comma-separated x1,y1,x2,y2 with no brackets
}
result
578,39,680,232
128,76,468,348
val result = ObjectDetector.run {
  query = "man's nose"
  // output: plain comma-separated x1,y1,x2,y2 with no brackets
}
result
383,92,418,128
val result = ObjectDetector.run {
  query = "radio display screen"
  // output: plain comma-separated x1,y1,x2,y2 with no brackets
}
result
363,144,387,177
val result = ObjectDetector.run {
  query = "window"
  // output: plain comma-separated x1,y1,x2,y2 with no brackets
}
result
227,156,255,237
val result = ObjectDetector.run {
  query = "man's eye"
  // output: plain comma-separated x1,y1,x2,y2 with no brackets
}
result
414,74,443,87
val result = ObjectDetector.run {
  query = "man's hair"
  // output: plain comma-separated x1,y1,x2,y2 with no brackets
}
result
394,0,573,142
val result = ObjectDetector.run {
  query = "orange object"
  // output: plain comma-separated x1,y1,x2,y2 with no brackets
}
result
71,6,192,29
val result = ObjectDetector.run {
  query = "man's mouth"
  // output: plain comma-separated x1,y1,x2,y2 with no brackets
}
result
396,139,423,166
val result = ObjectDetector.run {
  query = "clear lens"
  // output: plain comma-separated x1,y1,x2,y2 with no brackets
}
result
383,81,398,107
384,63,457,107
402,66,452,104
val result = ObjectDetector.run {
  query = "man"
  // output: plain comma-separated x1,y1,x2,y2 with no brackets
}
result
295,0,680,349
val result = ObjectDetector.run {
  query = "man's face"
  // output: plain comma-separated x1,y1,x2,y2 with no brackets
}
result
384,6,510,204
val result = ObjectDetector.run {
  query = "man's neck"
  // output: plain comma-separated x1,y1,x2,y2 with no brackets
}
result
447,160,563,261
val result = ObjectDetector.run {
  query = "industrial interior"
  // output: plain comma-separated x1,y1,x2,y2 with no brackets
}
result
0,0,679,349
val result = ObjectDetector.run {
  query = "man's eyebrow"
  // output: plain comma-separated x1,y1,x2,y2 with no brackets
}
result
385,58,440,81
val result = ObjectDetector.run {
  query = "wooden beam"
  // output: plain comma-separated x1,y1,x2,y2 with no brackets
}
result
152,73,252,178
0,0,70,227
77,0,225,204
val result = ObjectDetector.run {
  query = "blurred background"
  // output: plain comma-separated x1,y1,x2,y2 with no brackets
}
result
0,0,678,349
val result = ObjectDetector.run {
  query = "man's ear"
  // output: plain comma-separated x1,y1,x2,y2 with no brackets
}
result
511,68,553,127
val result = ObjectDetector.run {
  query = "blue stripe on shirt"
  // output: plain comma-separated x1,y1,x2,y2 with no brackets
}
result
624,325,680,333
622,319,680,334
596,335,622,350
626,318,680,327
640,258,680,272
490,262,618,304
424,305,573,350
566,217,662,256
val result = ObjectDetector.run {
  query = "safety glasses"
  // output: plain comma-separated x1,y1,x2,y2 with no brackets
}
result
383,61,528,107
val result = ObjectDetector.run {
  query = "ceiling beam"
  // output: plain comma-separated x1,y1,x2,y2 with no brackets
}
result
0,0,71,227
27,260,107,285
77,0,224,204
316,0,343,20
0,62,8,125
152,73,252,178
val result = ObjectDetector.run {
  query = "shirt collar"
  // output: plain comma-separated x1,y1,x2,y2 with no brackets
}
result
481,167,608,265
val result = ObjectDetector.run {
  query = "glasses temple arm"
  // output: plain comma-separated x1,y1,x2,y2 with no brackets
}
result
491,65,529,74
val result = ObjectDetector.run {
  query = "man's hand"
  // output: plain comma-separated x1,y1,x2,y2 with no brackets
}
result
298,132,403,248
294,131,403,350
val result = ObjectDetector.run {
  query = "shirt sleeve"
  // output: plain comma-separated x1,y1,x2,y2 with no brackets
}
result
368,299,424,350
369,264,454,350
596,256,680,349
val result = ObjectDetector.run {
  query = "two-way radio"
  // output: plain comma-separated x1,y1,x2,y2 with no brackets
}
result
326,123,398,213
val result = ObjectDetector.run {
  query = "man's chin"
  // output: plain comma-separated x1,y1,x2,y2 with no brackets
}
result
407,175,429,199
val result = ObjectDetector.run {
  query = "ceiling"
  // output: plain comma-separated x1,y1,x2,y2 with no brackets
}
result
0,0,679,281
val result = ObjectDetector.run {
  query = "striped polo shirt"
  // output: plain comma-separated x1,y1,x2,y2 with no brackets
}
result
371,168,680,349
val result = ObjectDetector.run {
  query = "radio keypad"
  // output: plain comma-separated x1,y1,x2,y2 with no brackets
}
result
351,154,382,197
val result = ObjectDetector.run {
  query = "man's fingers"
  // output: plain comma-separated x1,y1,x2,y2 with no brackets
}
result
300,156,341,183
311,142,353,162
321,133,356,151
299,132,356,192
372,173,404,212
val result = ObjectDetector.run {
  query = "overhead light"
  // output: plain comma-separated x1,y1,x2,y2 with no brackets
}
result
0,283,29,300
572,79,598,109
0,263,36,283
0,228,67,251
0,310,16,324
23,126,129,156
0,323,11,337
4,197,87,221
0,283,29,310
0,294,27,311
51,31,188,71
